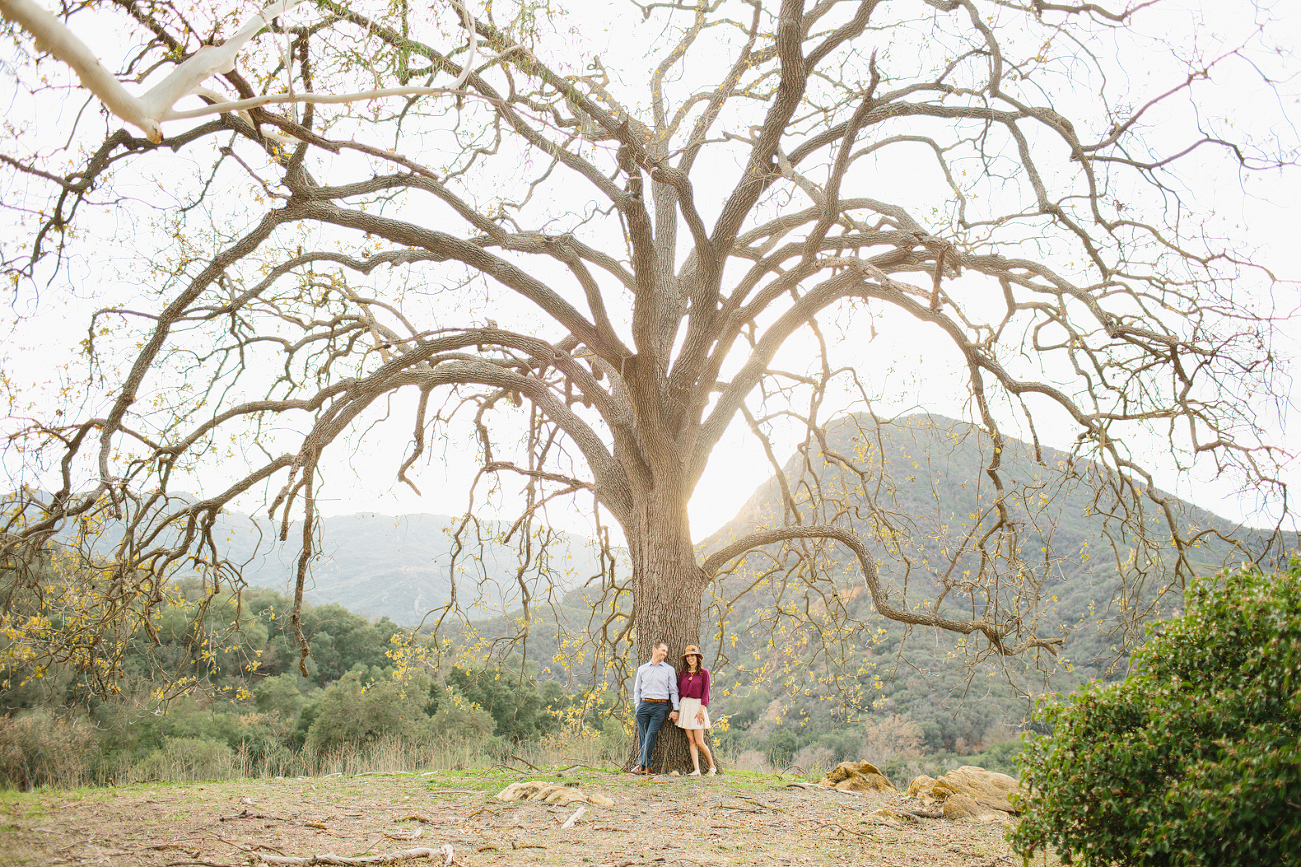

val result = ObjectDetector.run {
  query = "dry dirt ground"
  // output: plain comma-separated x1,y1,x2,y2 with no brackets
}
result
1,767,1020,867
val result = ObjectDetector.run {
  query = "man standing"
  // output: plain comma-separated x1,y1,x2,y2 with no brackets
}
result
631,640,679,774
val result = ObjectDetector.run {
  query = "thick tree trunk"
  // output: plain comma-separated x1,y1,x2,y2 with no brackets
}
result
622,487,709,774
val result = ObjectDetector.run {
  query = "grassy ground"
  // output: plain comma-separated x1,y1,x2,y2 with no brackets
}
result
0,766,1019,866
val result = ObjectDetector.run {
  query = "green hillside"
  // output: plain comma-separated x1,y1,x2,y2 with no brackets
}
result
703,411,1264,653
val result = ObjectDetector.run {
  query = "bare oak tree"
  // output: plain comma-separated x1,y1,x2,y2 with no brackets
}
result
1,0,1296,769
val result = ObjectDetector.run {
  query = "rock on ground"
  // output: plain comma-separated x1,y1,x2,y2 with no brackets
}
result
819,760,897,794
495,780,614,806
906,766,1023,817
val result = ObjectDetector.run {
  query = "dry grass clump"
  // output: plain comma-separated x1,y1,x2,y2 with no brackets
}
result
0,712,98,789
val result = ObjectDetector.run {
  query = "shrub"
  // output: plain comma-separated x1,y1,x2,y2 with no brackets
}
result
446,663,565,743
1011,562,1301,866
303,670,437,757
765,729,797,769
790,744,836,776
534,718,628,767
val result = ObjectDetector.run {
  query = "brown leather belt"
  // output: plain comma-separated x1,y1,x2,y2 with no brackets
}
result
642,698,668,703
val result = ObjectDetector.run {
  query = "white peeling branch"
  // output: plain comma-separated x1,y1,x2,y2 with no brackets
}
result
0,0,497,143
0,0,305,142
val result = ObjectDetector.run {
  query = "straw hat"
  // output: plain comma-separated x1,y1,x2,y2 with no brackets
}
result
681,644,703,662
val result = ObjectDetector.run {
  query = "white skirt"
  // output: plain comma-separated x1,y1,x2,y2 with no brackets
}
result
677,697,711,730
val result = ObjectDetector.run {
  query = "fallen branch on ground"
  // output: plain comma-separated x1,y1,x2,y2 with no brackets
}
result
220,809,293,823
248,845,446,865
561,806,587,829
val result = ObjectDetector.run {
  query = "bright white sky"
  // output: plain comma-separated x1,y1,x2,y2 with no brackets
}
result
2,0,1299,543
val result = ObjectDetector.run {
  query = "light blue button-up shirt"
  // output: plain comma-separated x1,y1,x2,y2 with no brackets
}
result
633,660,680,710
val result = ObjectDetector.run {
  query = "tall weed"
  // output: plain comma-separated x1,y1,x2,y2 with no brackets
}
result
0,712,98,790
130,737,238,783
308,734,502,776
531,719,629,767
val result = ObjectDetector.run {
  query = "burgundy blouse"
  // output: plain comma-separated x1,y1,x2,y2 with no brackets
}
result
677,668,711,707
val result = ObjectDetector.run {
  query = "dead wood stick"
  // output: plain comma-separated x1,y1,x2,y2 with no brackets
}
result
507,754,543,771
249,845,440,865
830,820,883,840
561,806,587,829
140,842,196,850
220,808,293,822
736,797,881,842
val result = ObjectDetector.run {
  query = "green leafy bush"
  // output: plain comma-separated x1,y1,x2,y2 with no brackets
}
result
303,670,439,757
1011,562,1301,866
446,662,566,743
765,728,797,769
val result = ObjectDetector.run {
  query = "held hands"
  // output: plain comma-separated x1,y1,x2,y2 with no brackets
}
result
669,711,678,721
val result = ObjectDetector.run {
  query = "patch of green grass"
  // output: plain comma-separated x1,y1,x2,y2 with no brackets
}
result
0,797,46,821
420,767,523,792
1,784,116,816
417,764,618,793
710,768,783,792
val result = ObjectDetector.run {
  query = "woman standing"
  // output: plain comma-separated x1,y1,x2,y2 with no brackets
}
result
676,645,717,776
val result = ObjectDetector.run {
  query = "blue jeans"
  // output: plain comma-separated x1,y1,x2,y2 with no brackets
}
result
635,701,671,768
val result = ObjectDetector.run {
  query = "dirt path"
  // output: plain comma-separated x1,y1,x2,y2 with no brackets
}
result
1,768,1017,866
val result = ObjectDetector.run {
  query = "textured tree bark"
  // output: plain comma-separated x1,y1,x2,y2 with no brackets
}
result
622,486,705,774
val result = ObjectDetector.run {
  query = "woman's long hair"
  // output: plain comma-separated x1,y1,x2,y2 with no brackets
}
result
684,654,702,674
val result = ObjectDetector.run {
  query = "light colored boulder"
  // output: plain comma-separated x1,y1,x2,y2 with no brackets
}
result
819,760,897,794
495,781,543,801
905,766,1024,815
905,775,938,801
542,788,587,805
937,766,1022,813
940,794,1002,822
